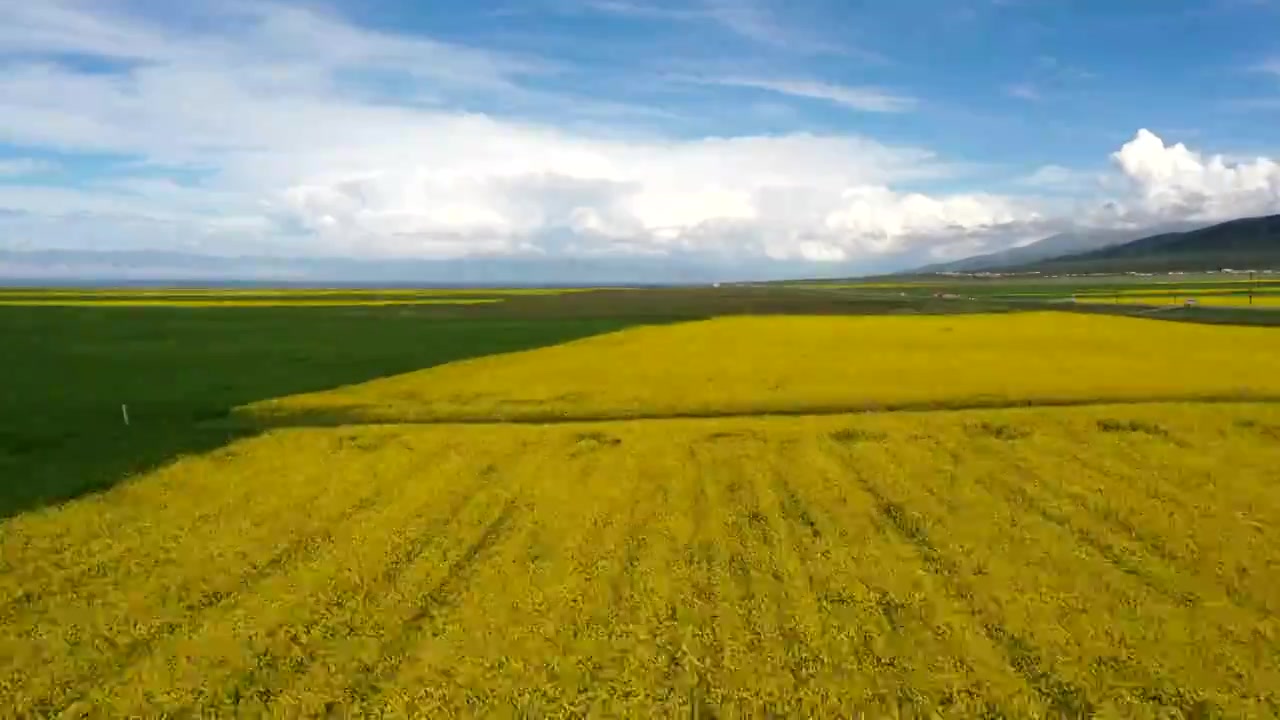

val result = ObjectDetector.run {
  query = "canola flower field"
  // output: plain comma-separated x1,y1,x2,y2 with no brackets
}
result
1075,294,1280,309
244,313,1280,424
5,311,1280,716
5,404,1280,716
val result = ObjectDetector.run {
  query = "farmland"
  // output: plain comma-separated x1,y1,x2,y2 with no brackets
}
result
244,313,1280,424
0,305,641,518
1074,294,1280,309
4,288,1280,716
0,287,597,307
5,403,1280,716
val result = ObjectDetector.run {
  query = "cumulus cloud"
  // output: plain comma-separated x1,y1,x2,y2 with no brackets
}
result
267,128,1017,260
1,2,1278,277
1111,129,1280,221
0,158,56,177
0,2,1029,266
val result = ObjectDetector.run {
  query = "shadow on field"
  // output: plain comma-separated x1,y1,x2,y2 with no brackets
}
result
237,392,1280,430
0,305,647,520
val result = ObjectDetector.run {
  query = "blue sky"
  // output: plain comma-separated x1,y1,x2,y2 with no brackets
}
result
0,0,1278,279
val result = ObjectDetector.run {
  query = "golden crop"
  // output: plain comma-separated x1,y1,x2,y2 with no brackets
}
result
8,311,1280,716
4,403,1280,716
243,312,1280,424
1075,284,1280,297
1076,294,1280,309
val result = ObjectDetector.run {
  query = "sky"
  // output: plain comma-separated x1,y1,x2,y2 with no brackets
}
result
1,0,1279,280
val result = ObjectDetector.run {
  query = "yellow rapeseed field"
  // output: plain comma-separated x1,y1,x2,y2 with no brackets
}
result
243,312,1280,424
1075,284,1280,297
8,311,1280,716
1075,294,1280,309
4,403,1280,716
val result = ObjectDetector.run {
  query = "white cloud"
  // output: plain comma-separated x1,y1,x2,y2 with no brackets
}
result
0,158,57,177
0,2,1016,265
698,0,841,53
2,2,1276,276
0,0,174,60
1004,83,1041,101
1017,165,1099,193
572,0,870,57
573,0,700,21
265,128,1002,260
1111,128,1280,221
1257,58,1280,78
1230,97,1280,110
703,77,917,113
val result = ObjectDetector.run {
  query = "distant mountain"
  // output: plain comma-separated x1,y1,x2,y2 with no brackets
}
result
915,224,1196,274
0,248,874,286
0,249,704,286
1026,214,1280,273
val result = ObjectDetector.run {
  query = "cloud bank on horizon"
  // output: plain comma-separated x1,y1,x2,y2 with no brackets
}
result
0,0,1278,278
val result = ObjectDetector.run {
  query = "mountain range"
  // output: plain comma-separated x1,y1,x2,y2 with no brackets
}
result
3,214,1278,285
915,224,1199,274
921,214,1280,275
0,248,889,286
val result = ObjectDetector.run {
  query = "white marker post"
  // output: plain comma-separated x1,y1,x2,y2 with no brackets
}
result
121,404,130,426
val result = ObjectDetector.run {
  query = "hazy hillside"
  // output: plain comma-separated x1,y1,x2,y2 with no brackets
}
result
1028,214,1280,273
0,249,862,286
914,223,1210,274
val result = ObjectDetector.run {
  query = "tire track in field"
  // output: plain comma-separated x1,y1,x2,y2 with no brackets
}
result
664,442,725,716
969,442,1280,680
971,461,1280,709
332,498,519,708
1062,426,1280,522
1012,437,1280,616
168,451,514,715
974,466,1200,608
851,437,1277,717
552,431,639,586
693,437,760,700
34,481,393,717
763,459,832,697
0,464,335,618
699,436,836,711
838,453,1096,718
608,478,666,610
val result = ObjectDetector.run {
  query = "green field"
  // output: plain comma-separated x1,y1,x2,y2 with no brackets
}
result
0,305,638,518
4,283,1280,715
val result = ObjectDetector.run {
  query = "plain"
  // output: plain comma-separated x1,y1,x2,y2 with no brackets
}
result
3,284,1280,717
